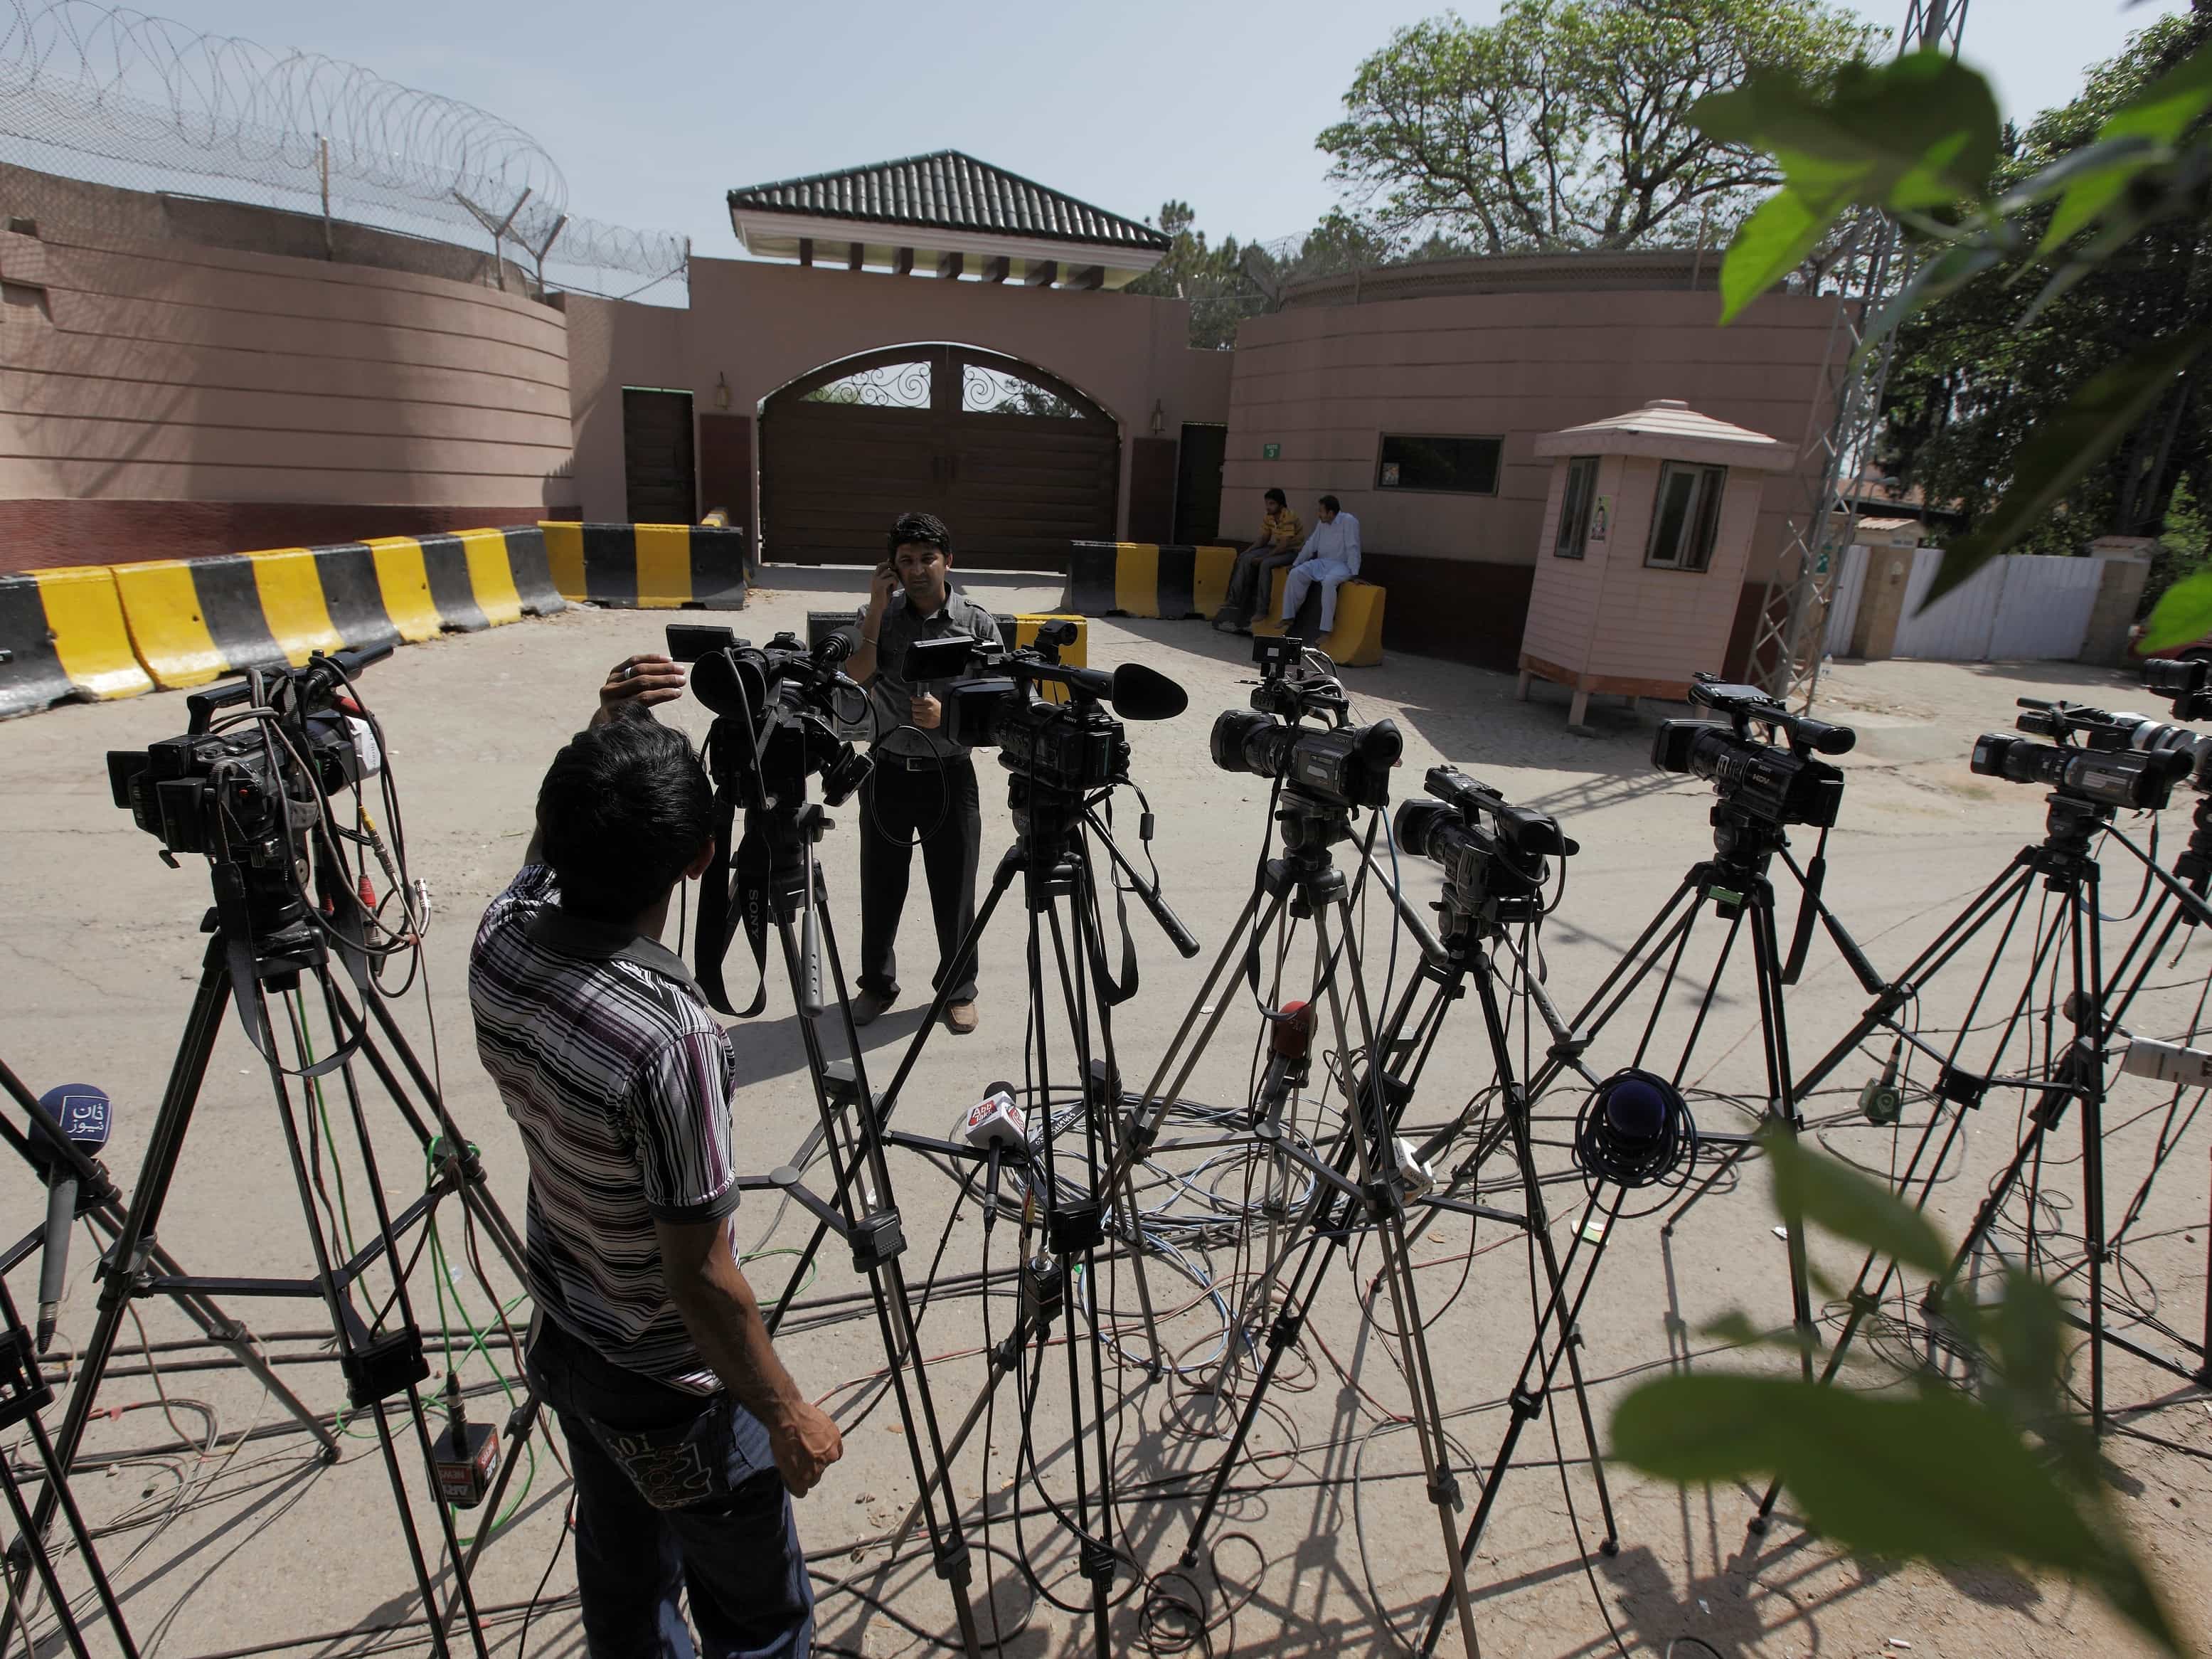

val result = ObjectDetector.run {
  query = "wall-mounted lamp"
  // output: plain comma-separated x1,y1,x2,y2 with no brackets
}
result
1148,398,1164,438
713,371,731,411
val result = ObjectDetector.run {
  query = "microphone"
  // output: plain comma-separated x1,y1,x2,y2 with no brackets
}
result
1104,662,1188,721
1016,659,1189,721
33,1084,112,1352
1251,1002,1317,1138
2121,1036,2212,1088
962,1082,1026,1231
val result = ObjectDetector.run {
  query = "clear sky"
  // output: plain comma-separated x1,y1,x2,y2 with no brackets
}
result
109,0,2196,254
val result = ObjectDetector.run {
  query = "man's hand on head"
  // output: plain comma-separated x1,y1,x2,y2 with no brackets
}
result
596,654,687,726
869,563,900,614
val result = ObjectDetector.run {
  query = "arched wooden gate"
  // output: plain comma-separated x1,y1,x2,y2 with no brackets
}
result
758,344,1119,569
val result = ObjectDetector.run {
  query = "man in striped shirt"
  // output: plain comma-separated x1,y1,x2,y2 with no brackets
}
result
472,654,841,1657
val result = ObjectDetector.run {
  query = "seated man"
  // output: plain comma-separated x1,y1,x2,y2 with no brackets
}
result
1213,487,1302,634
1280,495,1361,638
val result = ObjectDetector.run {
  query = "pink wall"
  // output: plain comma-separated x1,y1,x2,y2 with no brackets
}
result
565,256,1231,539
1220,287,1837,583
0,219,572,568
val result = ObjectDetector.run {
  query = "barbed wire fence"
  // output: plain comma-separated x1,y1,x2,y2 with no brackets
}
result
0,0,688,302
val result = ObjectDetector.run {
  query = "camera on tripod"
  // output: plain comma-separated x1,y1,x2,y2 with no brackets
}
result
1211,637,1400,812
898,620,1189,800
669,623,872,807
2144,654,2212,721
105,647,392,946
1395,766,1575,932
1652,674,1854,831
1972,697,2193,812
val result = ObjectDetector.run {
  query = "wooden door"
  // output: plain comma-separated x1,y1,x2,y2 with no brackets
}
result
622,388,696,524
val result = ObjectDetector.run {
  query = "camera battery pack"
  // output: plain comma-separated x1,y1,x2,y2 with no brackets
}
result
433,1418,499,1510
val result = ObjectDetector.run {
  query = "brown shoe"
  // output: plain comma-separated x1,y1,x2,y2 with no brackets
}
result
853,990,893,1027
945,1000,979,1036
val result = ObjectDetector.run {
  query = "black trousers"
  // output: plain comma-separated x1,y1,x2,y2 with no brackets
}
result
857,753,982,1004
1219,542,1297,627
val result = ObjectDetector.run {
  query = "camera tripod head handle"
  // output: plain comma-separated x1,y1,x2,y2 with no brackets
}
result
1688,674,1855,756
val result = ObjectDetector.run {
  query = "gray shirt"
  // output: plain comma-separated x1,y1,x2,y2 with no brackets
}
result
842,585,1001,758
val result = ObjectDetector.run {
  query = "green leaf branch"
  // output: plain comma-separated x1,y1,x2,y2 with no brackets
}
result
1691,34,2212,615
1608,1126,2185,1655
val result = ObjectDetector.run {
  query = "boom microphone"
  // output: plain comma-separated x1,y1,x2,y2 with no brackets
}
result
1016,659,1189,721
33,1083,112,1352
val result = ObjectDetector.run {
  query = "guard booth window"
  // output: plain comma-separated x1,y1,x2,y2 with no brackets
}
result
1376,433,1502,494
1645,462,1727,572
1555,456,1598,558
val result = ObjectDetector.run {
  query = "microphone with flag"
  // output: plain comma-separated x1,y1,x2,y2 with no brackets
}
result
961,1081,1028,1230
32,1083,113,1352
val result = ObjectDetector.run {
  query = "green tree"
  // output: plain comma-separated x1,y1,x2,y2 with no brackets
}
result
1125,199,1269,349
1319,0,1879,255
1878,12,2212,569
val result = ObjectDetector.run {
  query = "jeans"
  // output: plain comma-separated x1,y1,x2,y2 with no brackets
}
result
1218,541,1297,627
857,754,982,1003
1282,558,1355,634
526,1317,814,1659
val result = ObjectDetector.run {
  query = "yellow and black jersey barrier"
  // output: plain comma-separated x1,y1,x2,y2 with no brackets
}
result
541,521,751,610
0,566,154,719
1061,541,1239,621
111,527,565,691
0,525,566,714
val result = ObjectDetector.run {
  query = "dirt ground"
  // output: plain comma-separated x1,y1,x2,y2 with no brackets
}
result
2,573,2208,1659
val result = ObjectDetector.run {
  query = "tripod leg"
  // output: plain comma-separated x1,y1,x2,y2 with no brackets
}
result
0,1456,101,1659
1530,876,1704,1097
2075,875,2110,1430
1472,966,1618,1552
268,981,476,1659
307,980,491,1656
777,904,984,1658
1312,896,1481,1659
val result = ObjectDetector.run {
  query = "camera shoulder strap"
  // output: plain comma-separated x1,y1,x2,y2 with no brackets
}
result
731,823,774,1019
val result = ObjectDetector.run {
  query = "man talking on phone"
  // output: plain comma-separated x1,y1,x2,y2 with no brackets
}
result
840,512,997,1034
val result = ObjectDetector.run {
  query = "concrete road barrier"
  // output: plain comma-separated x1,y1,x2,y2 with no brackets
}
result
541,522,750,610
0,566,154,717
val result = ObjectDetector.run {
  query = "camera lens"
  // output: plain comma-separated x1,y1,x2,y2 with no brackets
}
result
1393,798,1447,859
1210,709,1287,779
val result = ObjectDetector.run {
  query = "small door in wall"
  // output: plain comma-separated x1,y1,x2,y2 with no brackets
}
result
1174,423,1227,544
624,388,696,524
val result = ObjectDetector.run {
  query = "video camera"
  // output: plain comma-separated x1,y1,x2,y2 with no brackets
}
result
1971,696,2193,812
1211,636,1402,813
1652,674,1854,832
898,620,1189,800
1394,765,1576,933
669,624,871,808
2144,654,2212,723
105,646,391,945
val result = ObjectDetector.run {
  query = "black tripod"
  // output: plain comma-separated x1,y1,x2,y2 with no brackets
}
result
1533,788,1890,1406
693,742,988,1658
0,1268,137,1657
17,872,539,1658
871,756,1193,1659
2078,792,2212,1394
1760,787,2212,1532
1120,789,1484,1655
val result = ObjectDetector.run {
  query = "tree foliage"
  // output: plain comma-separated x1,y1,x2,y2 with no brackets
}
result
1318,0,1879,255
1689,13,2212,622
1609,1128,2182,1655
1879,13,2212,570
1124,200,1270,350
